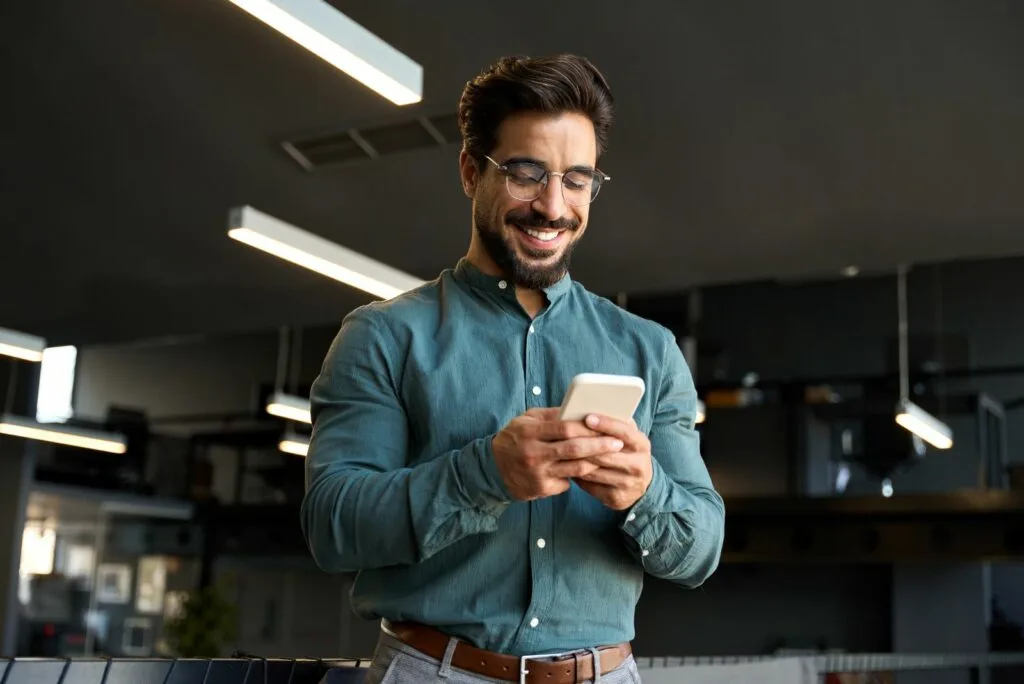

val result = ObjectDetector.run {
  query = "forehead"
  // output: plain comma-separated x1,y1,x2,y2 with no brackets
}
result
492,111,597,167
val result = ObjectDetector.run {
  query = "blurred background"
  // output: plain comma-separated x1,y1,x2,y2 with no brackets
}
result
2,1,1023,683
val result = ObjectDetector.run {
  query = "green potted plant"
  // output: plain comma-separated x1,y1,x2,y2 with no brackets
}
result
163,585,238,657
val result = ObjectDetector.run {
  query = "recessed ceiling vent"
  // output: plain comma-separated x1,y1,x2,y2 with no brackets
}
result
282,113,460,170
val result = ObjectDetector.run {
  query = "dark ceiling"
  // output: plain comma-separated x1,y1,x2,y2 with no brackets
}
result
3,0,1024,347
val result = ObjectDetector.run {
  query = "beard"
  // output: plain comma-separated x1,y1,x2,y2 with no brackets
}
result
473,205,581,290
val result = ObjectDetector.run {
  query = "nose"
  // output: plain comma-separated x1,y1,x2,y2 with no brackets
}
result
530,177,567,222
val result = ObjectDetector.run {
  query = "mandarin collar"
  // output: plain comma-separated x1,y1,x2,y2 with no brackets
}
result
453,258,573,303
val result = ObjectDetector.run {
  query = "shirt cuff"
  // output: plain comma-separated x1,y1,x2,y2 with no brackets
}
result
455,436,513,515
619,457,669,554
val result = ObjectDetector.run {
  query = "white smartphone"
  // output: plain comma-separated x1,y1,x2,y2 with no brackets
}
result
559,373,646,423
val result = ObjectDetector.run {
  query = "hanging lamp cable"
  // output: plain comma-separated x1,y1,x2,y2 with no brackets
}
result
289,327,303,395
897,263,909,402
275,326,290,395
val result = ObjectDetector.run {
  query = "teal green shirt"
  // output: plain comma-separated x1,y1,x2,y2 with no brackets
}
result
301,259,725,656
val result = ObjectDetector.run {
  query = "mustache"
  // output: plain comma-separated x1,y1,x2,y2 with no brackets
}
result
506,210,580,232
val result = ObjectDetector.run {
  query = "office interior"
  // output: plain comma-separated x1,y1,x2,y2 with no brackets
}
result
2,1,1024,683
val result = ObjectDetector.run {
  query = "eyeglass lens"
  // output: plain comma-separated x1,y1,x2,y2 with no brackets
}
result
503,162,603,206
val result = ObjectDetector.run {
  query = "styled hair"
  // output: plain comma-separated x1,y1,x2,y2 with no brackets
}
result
457,54,614,165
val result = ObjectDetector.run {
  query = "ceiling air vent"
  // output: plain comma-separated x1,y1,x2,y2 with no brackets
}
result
283,131,370,169
282,113,461,171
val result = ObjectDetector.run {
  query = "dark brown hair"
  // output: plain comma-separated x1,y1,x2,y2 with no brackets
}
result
458,54,614,166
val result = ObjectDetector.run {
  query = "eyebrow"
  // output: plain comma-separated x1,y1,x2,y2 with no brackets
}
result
502,156,597,173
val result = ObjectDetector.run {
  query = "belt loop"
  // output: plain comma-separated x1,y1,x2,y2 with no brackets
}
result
437,636,459,679
588,647,602,684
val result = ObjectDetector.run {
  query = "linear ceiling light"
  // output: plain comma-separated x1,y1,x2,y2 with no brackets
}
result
0,326,46,362
228,206,426,300
895,399,953,450
0,414,127,455
224,0,422,105
892,264,952,450
266,391,312,424
279,436,309,457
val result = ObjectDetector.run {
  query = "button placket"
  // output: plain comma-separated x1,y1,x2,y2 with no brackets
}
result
517,305,554,653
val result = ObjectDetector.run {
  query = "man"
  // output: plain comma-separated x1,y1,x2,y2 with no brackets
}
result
301,54,725,684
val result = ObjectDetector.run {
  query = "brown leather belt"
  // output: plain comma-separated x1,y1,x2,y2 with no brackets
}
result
382,620,631,683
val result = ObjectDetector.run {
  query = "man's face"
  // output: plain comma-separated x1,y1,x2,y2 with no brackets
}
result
465,111,598,290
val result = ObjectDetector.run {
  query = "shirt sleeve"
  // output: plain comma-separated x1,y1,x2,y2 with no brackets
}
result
300,307,513,574
619,334,726,587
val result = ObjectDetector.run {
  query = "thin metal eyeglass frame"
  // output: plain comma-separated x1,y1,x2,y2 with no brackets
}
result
484,156,611,206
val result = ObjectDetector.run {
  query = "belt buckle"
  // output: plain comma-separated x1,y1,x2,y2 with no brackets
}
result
519,651,572,684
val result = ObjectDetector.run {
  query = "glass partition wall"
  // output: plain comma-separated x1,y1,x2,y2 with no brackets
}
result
16,486,195,657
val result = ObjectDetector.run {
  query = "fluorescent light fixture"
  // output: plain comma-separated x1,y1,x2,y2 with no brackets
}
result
0,414,127,455
695,399,706,425
0,326,46,362
894,399,953,450
228,206,426,300
279,436,309,457
224,0,422,105
266,391,312,424
36,346,77,424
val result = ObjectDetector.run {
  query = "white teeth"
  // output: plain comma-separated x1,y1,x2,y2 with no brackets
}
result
524,227,559,241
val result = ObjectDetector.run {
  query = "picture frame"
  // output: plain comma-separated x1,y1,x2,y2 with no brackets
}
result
95,563,131,604
121,617,152,656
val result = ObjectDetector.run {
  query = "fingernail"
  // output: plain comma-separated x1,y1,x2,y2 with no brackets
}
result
612,440,624,450
586,415,600,427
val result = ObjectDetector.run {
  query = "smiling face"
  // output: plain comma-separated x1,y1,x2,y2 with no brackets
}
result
462,111,598,290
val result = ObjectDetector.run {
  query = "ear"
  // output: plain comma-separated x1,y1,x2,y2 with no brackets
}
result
459,148,478,199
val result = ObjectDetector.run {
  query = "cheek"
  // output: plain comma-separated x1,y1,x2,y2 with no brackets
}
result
480,185,514,224
494,198,530,226
574,208,589,231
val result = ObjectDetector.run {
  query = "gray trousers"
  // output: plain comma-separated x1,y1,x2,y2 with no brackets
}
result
364,630,643,684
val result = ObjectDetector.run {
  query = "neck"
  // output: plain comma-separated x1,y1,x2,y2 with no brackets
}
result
465,237,547,318
465,234,503,278
516,289,547,318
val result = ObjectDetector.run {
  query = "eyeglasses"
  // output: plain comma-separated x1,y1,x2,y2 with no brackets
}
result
484,156,610,206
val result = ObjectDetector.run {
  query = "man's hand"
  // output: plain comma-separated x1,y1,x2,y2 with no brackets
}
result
572,414,654,511
492,408,626,501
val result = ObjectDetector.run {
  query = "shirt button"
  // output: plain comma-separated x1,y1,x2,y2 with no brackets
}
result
536,538,546,548
529,325,535,334
498,280,508,290
531,386,541,396
641,549,650,557
626,513,636,522
529,617,540,628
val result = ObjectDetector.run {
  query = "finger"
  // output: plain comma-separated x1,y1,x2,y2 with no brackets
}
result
573,478,614,501
533,418,602,442
583,414,644,447
584,451,639,472
548,458,601,480
550,436,624,460
572,467,630,487
524,407,561,419
573,478,634,511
